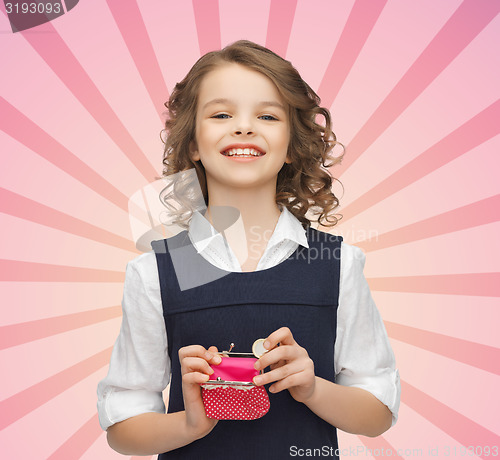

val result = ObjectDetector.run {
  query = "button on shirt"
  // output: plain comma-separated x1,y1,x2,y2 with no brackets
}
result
96,206,401,431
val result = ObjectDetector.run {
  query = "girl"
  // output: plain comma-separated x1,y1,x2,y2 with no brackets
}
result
97,40,400,459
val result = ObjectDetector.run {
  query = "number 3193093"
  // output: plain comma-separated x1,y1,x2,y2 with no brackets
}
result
5,2,62,14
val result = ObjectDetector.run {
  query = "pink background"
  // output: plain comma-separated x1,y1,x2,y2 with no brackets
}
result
1,0,499,458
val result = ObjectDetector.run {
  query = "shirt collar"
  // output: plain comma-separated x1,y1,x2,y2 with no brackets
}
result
188,206,309,254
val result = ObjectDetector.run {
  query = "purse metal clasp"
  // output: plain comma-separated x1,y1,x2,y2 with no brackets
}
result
206,376,256,386
218,342,254,358
204,343,262,386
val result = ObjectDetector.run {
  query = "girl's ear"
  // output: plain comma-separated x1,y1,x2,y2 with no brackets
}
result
189,140,200,162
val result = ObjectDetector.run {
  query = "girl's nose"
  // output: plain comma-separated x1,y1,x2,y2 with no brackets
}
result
233,117,254,135
234,128,254,135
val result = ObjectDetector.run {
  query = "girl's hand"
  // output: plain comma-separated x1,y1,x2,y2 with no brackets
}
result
179,345,221,439
253,327,316,404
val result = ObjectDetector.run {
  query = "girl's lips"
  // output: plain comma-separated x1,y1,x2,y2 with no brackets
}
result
220,144,266,156
221,154,264,162
220,146,266,162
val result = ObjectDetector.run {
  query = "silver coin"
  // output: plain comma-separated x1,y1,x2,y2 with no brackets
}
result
252,338,268,358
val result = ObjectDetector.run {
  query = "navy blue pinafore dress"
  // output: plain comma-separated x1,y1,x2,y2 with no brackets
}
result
151,226,343,459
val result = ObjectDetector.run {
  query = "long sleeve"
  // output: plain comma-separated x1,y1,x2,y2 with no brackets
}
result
334,242,401,426
96,252,171,431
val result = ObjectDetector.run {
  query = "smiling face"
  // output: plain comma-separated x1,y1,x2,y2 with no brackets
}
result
190,63,291,196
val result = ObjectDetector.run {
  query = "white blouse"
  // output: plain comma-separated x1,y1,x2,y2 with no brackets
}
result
96,207,401,431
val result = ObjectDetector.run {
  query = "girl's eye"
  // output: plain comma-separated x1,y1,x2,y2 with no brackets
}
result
211,114,278,121
260,115,278,121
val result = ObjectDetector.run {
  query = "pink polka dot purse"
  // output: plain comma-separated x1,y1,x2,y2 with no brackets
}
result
200,341,270,420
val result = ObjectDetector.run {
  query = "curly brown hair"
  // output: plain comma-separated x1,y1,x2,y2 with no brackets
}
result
160,39,343,230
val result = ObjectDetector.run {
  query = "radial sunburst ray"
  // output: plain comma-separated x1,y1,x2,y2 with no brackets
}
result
1,0,498,458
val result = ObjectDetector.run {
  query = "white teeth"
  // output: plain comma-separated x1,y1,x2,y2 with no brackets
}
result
222,148,264,157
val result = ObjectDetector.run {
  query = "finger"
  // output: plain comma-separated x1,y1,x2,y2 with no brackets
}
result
207,346,222,365
267,372,310,394
255,344,298,370
253,361,304,386
181,356,215,376
178,345,222,366
178,345,210,360
270,359,286,371
182,370,212,385
263,326,296,351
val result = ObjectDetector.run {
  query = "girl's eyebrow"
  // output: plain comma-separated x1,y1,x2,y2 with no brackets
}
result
202,98,286,111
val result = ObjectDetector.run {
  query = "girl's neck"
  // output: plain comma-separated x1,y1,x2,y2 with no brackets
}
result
203,180,282,235
201,180,283,270
204,200,282,236
204,199,281,272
